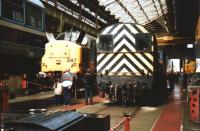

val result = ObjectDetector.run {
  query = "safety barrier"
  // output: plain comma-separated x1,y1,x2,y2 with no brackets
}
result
189,85,200,121
109,112,131,131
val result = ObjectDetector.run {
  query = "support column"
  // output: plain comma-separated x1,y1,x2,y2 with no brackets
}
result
57,13,65,33
78,0,82,20
54,0,58,7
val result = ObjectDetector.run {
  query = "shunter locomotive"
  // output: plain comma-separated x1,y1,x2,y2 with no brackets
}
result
96,23,167,105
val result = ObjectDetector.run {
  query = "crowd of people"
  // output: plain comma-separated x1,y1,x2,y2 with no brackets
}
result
53,68,96,106
54,66,196,106
167,71,189,92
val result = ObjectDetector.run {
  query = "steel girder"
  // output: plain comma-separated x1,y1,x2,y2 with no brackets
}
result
43,2,99,37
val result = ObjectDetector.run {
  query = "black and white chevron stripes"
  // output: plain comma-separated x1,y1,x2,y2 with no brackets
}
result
97,23,153,76
97,52,154,76
101,23,148,52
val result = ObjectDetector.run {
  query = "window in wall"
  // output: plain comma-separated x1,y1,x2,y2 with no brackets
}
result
25,3,42,29
2,0,24,23
98,35,113,52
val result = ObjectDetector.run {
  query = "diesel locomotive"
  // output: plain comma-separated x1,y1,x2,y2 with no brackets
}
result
96,23,167,105
41,31,96,95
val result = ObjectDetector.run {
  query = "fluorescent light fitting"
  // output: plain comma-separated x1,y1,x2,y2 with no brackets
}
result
187,44,193,48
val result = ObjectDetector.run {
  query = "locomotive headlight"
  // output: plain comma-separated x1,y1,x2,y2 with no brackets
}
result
56,60,61,65
42,63,47,68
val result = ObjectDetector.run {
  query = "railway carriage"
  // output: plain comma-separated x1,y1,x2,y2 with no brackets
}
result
0,0,46,74
97,23,167,105
0,0,45,32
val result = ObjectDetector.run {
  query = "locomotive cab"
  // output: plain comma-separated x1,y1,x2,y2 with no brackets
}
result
41,40,83,74
41,31,95,74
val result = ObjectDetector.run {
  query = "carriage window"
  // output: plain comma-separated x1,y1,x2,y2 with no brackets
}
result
1,0,24,23
134,33,152,51
98,35,113,52
25,3,42,29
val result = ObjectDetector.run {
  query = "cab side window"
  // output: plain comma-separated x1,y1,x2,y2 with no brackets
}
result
98,35,113,52
135,33,152,51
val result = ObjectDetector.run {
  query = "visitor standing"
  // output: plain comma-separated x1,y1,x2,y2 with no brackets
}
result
61,69,73,106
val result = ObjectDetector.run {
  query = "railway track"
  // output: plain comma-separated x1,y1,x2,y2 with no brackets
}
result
78,102,141,131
